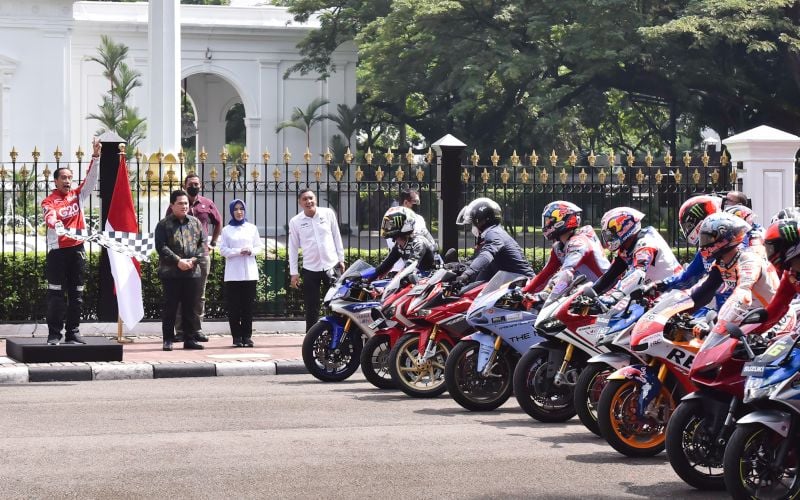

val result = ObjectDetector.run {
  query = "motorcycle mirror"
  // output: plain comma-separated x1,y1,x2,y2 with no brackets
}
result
726,322,745,339
741,308,767,325
444,248,458,263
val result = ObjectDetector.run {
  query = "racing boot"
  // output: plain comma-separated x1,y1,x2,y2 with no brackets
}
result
65,331,87,344
47,332,62,345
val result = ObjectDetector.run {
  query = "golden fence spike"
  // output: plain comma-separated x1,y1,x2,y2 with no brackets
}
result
425,147,433,164
416,165,425,182
559,168,568,184
500,168,510,184
549,150,558,167
588,150,596,167
539,168,548,184
262,149,271,164
645,151,653,167
384,148,393,165
683,151,692,168
701,150,710,167
292,165,302,182
711,168,719,184
481,168,490,183
490,149,500,167
406,147,415,165
692,168,701,184
578,168,587,184
607,149,614,168
365,147,374,165
395,165,405,182
10,146,18,162
520,168,529,184
240,150,249,164
272,166,281,182
568,150,577,167
470,149,480,167
333,165,344,182
219,147,228,163
32,146,40,162
636,168,645,184
54,146,63,162
199,147,207,162
283,147,292,164
178,148,186,163
598,168,607,184
617,168,625,184
251,165,260,181
157,147,164,162
355,165,364,181
461,168,470,183
314,165,323,182
664,151,672,167
655,169,663,184
673,169,682,183
75,145,84,161
510,150,520,167
324,148,332,165
229,165,240,182
721,150,730,167
135,147,142,161
344,147,353,164
375,165,385,182
626,150,634,167
304,147,312,164
209,166,218,182
530,150,539,167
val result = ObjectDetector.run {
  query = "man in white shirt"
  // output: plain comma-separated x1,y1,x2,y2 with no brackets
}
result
289,189,346,331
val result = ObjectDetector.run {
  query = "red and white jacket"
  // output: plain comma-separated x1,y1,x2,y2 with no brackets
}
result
41,157,100,251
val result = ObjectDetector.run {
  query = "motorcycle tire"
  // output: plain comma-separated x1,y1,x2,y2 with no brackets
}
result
360,334,395,389
573,362,614,437
597,378,676,457
389,333,451,398
723,423,800,500
665,399,726,490
512,347,577,422
445,340,515,412
301,321,363,382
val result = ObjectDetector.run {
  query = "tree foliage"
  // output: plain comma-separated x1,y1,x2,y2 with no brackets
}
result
282,0,800,157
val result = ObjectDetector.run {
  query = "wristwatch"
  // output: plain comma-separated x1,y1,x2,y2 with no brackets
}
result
209,241,217,247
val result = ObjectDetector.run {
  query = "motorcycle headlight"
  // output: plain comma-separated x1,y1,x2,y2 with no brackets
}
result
743,378,779,404
383,305,396,319
538,318,565,334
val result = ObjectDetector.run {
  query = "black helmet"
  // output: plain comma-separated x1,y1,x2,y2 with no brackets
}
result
469,198,502,231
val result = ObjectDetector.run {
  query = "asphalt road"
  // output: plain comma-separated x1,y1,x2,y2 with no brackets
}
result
1,375,728,499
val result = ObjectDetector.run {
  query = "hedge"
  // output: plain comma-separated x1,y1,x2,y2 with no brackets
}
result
0,246,695,322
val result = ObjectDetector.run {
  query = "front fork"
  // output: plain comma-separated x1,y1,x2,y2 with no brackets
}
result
331,290,367,349
637,360,669,417
421,325,439,361
480,336,504,377
553,343,575,386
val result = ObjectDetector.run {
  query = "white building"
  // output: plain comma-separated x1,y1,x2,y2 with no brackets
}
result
0,0,357,169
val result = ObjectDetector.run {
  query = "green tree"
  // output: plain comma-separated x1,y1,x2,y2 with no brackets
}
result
275,97,331,150
87,36,147,154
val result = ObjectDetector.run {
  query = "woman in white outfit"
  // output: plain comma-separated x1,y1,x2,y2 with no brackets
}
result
220,199,264,347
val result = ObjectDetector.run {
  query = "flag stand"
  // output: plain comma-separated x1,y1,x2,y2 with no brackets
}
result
116,317,133,344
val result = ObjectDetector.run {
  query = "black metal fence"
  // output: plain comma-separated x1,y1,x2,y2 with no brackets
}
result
0,145,742,321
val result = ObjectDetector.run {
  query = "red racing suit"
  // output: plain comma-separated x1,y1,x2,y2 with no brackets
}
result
42,156,100,251
524,225,610,298
690,249,780,335
753,269,800,334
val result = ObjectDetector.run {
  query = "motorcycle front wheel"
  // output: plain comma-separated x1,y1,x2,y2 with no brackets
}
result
665,399,726,490
723,423,800,500
512,347,577,422
597,378,677,457
301,321,363,382
359,334,395,389
445,340,515,412
389,333,451,398
573,362,614,437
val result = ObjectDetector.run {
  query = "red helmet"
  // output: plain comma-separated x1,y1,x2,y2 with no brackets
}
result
724,204,755,225
764,220,800,271
541,201,582,241
678,195,721,245
698,212,750,260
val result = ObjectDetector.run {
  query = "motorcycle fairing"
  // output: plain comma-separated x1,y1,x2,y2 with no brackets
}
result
586,352,634,370
736,409,793,437
470,331,500,373
329,301,381,348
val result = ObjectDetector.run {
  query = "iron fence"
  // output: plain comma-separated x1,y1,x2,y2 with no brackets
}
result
0,145,742,321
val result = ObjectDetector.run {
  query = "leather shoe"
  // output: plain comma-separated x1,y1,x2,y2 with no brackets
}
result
183,341,204,350
162,341,173,351
47,333,62,346
232,337,243,347
242,338,254,348
174,334,184,343
194,333,209,342
65,332,87,344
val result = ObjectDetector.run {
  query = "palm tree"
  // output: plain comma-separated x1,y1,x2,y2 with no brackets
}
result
275,97,331,150
86,35,128,97
326,103,361,149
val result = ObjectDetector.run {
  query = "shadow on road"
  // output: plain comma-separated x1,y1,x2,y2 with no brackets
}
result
621,480,729,499
566,451,668,466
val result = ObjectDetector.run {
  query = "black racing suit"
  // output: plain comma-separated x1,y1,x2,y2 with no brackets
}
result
461,224,534,282
374,236,437,277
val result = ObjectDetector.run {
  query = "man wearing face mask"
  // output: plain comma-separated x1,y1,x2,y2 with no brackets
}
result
166,173,222,343
454,198,534,285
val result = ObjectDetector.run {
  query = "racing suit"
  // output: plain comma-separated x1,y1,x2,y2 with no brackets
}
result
523,225,610,298
375,236,437,277
752,269,800,335
460,224,534,282
689,249,780,336
41,156,100,338
592,226,682,301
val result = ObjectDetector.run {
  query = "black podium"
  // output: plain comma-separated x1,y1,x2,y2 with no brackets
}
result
5,337,123,363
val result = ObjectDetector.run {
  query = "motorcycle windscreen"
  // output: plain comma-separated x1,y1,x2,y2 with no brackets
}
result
629,289,693,347
382,260,418,301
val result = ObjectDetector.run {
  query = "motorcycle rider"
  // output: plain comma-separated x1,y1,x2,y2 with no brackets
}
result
454,198,534,285
771,206,800,224
687,212,780,338
522,201,610,301
750,217,800,334
724,204,765,257
588,207,682,305
373,206,436,277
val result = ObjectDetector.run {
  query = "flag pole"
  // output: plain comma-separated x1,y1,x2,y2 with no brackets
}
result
117,317,133,343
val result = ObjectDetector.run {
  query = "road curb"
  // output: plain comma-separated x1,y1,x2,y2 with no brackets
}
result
215,361,277,376
92,363,154,381
275,359,307,375
0,365,29,383
28,365,93,382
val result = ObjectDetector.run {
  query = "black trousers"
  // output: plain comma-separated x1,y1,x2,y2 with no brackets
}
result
46,244,86,337
301,269,331,332
161,278,200,343
225,280,257,340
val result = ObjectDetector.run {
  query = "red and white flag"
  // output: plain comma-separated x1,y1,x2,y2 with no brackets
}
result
106,155,144,330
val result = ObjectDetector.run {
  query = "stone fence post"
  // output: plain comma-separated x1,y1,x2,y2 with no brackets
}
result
432,134,466,253
722,125,799,223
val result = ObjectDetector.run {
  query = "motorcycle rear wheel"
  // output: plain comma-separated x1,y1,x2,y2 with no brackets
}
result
445,340,515,412
360,334,395,389
389,333,451,398
573,362,613,437
723,423,800,500
512,347,577,422
301,321,363,382
665,399,726,490
597,378,675,457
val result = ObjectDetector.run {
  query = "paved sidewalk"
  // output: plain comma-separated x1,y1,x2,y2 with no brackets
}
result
0,321,308,384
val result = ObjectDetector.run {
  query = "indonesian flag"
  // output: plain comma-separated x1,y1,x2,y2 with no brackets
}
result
106,155,144,330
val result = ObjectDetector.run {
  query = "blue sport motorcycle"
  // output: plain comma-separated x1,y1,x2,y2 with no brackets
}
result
445,271,544,411
301,260,389,382
722,315,800,500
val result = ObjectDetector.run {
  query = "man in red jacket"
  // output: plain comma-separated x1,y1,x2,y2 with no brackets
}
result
41,137,101,345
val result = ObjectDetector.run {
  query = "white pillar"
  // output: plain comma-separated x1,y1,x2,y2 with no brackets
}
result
0,56,17,161
148,0,180,155
722,125,800,224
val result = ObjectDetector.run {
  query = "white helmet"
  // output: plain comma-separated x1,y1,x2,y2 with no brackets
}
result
380,206,416,239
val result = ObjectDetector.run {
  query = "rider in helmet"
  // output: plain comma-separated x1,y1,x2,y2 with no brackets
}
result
724,204,765,257
522,201,610,301
771,206,800,224
752,217,800,334
589,207,682,305
373,206,436,277
454,197,533,285
688,212,779,337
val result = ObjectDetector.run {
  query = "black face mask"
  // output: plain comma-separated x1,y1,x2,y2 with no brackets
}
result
186,186,200,197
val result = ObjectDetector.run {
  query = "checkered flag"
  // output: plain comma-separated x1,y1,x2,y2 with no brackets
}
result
56,224,156,262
